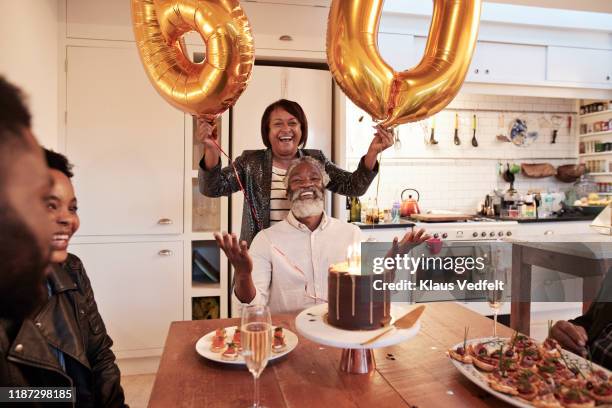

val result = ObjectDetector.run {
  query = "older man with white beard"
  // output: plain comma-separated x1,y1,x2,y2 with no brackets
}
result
215,157,428,314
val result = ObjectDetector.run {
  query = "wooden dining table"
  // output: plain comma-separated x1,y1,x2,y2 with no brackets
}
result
148,302,515,408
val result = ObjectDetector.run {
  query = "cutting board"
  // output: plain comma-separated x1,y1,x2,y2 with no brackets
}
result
409,213,474,223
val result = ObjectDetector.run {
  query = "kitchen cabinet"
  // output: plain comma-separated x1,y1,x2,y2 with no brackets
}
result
69,241,183,356
66,45,184,236
547,47,612,86
467,41,547,84
413,38,547,85
378,33,417,71
240,2,327,53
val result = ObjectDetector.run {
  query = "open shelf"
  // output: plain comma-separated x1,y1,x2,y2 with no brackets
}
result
579,130,612,138
580,109,612,119
192,296,220,320
579,151,612,157
192,241,221,285
588,172,612,176
192,179,221,232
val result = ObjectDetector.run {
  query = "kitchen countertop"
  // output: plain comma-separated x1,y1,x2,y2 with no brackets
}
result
352,220,416,229
351,216,595,229
487,215,597,223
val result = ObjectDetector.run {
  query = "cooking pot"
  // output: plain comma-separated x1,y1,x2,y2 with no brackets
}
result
400,189,420,217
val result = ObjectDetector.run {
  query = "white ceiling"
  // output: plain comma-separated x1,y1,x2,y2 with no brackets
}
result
485,0,612,14
268,0,612,14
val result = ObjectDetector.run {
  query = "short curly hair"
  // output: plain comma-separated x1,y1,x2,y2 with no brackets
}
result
284,156,330,189
44,149,74,178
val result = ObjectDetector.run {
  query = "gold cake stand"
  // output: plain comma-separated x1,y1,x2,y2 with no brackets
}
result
295,303,420,374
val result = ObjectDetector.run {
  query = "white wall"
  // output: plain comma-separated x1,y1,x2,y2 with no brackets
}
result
0,0,60,150
345,94,578,213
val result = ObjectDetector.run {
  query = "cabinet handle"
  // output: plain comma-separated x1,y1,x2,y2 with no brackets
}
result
474,68,479,74
485,69,490,75
157,218,173,225
158,249,173,257
607,75,610,81
544,230,554,236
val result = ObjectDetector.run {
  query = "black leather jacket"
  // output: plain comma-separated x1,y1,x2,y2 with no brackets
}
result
0,254,127,407
199,148,378,245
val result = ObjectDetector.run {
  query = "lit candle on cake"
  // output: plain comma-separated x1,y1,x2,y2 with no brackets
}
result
345,242,361,275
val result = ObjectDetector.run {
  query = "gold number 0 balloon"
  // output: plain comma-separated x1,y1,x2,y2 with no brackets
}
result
327,0,482,128
131,0,255,118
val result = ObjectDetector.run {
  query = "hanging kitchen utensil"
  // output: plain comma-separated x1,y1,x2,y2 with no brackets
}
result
509,118,537,147
419,120,430,145
496,113,510,142
521,163,556,178
550,115,563,144
505,164,516,191
556,164,585,183
429,116,438,145
502,163,513,183
471,114,478,147
453,112,461,145
394,127,402,150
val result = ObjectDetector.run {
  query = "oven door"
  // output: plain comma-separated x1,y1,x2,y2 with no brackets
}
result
406,242,507,304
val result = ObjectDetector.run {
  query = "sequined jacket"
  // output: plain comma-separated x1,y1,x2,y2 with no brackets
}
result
198,148,378,245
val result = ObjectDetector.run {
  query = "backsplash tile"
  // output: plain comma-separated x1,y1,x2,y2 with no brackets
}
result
344,93,578,213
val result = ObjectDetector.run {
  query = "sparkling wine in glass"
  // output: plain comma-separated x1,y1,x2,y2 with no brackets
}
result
487,287,504,338
487,244,509,338
241,305,272,408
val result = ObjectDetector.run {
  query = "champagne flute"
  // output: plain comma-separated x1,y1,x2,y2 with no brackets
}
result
486,280,505,338
487,245,509,338
241,305,272,408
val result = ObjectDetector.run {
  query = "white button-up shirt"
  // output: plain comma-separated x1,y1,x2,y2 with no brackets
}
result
233,211,362,314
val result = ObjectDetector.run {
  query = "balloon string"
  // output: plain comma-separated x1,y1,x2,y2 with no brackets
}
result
209,138,263,232
375,152,382,204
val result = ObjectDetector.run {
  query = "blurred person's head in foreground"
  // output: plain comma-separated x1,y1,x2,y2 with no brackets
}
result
0,76,54,319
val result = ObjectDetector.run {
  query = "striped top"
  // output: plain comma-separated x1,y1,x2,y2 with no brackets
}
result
270,166,291,225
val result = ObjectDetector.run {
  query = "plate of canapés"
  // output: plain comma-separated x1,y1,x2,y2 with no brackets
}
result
195,326,299,365
447,326,611,408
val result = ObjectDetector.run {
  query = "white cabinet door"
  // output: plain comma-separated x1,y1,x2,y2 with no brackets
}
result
230,65,332,239
66,46,184,236
412,38,546,84
467,41,546,83
547,46,612,86
69,241,183,355
378,33,417,72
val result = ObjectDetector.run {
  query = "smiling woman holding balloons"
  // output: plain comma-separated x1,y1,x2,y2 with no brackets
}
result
197,99,394,245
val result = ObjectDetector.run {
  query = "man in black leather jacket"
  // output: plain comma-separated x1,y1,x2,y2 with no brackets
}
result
0,78,127,407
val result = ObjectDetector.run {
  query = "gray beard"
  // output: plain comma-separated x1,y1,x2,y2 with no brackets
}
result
291,198,324,218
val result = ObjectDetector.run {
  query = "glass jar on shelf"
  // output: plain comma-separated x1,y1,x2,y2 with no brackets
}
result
574,174,598,198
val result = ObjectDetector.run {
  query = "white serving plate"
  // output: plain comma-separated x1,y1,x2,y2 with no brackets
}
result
195,325,298,365
449,337,611,408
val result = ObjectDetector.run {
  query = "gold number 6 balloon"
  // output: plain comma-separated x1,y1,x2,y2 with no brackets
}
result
327,0,482,128
131,0,255,118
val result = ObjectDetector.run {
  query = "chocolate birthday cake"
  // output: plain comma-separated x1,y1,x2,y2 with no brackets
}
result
327,262,392,330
